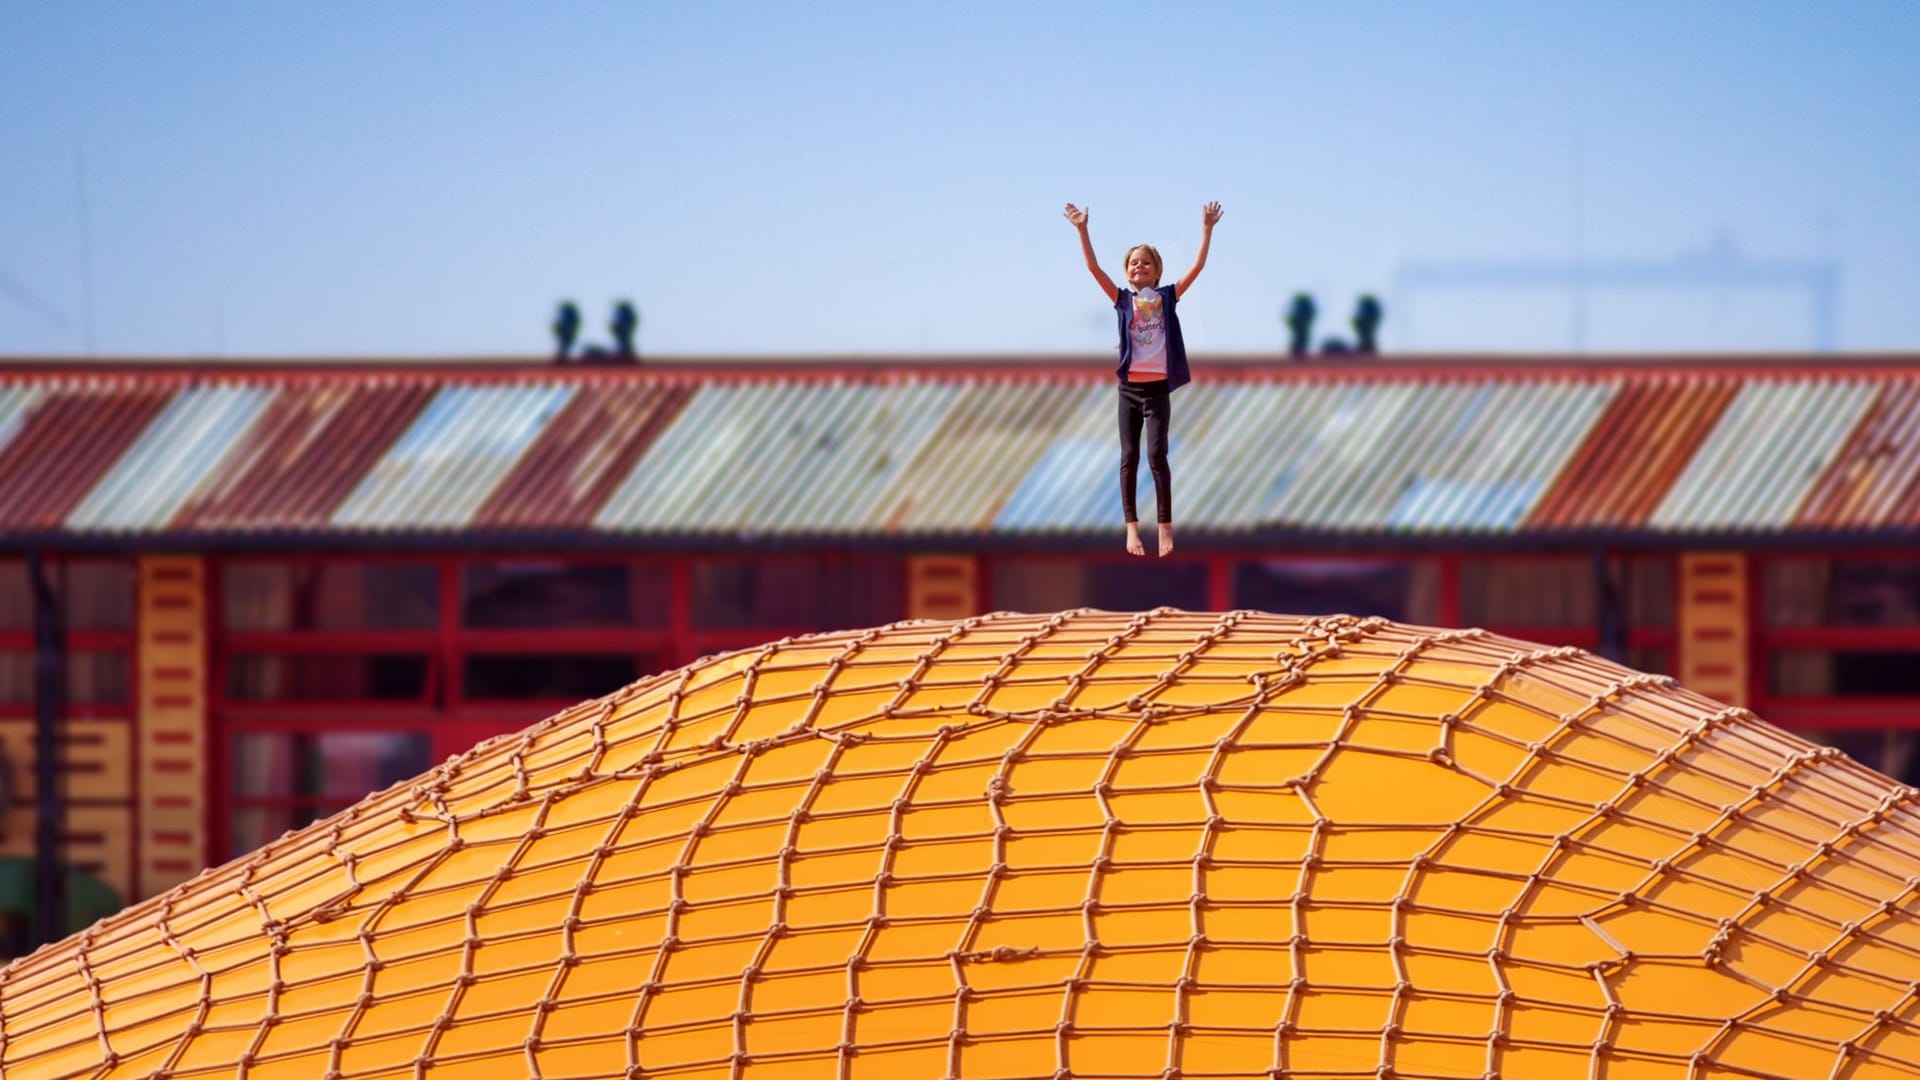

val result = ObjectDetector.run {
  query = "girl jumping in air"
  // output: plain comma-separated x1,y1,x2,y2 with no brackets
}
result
1063,200,1223,557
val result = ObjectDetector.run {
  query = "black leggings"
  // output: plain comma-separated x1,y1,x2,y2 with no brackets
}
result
1118,379,1171,524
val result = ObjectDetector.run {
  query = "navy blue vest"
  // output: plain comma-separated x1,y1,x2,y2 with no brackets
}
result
1114,285,1192,391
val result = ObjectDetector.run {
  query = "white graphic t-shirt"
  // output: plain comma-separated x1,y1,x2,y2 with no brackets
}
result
1127,288,1169,378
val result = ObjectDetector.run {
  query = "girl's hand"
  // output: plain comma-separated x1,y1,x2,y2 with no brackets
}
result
1202,201,1224,228
1063,203,1089,229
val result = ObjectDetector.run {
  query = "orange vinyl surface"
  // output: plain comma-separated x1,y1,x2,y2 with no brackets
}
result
4,610,1920,1079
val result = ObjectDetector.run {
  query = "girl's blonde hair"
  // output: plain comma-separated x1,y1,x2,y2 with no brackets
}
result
1124,244,1164,286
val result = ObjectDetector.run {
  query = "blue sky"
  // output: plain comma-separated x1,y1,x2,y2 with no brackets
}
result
2,2,1915,358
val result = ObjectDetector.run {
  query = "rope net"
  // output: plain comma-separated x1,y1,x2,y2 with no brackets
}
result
4,609,1920,1080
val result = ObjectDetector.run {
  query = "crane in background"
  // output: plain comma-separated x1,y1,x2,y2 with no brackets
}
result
1390,233,1842,353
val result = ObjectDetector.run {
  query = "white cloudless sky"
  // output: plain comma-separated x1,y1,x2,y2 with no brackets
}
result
2,2,1915,358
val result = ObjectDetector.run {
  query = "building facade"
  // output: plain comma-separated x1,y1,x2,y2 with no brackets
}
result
3,356,1919,926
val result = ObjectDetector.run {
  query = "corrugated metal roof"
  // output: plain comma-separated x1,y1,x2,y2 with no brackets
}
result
878,379,1088,533
1180,381,1332,531
1273,380,1431,529
176,379,435,531
477,381,691,530
5,363,1920,545
0,381,172,531
1387,378,1619,532
66,384,273,532
1651,377,1878,531
0,384,46,448
1526,374,1739,529
333,382,574,531
594,380,784,533
1795,379,1920,530
771,379,961,534
992,384,1117,532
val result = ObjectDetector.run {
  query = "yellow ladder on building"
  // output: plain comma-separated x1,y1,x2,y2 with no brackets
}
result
906,556,980,622
1678,552,1749,708
138,557,208,898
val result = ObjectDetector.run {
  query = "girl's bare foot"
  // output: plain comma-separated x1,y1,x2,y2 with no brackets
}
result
1125,523,1146,556
1158,522,1174,557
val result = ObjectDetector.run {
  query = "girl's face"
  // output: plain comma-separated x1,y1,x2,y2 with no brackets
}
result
1125,248,1161,289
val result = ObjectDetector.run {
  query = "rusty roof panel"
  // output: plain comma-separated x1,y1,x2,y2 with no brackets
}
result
65,384,272,532
597,381,765,532
1651,377,1879,531
606,380,786,533
333,382,575,531
879,379,1092,533
1527,374,1739,529
0,384,47,450
476,380,693,530
175,379,436,531
1795,378,1920,530
0,381,173,532
1871,386,1920,531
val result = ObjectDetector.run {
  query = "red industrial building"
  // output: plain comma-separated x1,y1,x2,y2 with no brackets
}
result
3,354,1918,929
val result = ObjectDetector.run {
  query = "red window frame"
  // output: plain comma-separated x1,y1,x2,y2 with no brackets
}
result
0,556,139,719
0,630,140,720
1441,552,1677,669
451,556,676,727
207,551,916,859
210,554,450,863
682,551,890,658
1751,552,1920,732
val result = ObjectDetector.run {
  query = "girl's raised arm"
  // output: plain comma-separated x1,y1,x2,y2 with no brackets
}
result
1064,203,1119,303
1174,201,1224,299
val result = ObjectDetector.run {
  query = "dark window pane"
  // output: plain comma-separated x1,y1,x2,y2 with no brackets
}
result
0,562,23,630
0,654,24,705
463,653,644,700
1791,730,1920,786
224,727,432,860
1769,649,1920,698
1625,646,1668,676
1460,558,1595,627
1766,559,1920,627
65,562,135,630
227,803,353,860
463,562,667,629
229,730,432,801
1234,560,1436,621
223,561,439,631
692,559,902,631
67,651,129,705
1088,563,1208,611
694,561,820,629
834,558,906,629
0,651,130,706
227,654,431,702
990,559,1208,613
0,560,134,631
1625,557,1674,628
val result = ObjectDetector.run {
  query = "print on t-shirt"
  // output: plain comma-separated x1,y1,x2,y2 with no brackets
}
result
1127,289,1170,377
1129,290,1164,347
